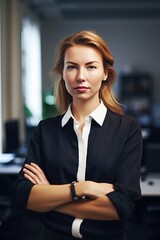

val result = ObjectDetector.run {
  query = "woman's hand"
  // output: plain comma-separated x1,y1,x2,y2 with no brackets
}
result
76,181,114,199
23,163,50,185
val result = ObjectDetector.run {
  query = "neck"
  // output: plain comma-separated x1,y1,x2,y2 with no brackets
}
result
71,98,100,123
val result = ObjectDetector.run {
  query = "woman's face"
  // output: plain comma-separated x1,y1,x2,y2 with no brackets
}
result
63,45,107,103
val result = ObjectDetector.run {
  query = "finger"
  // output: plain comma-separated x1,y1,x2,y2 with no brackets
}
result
25,163,44,178
24,164,42,179
24,164,49,184
23,169,39,184
30,163,43,173
23,168,41,184
24,173,37,184
30,163,49,183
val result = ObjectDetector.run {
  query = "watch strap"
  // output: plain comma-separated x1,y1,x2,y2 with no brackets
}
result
71,181,80,201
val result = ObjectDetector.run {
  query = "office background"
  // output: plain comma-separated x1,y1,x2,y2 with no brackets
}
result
0,0,160,239
1,0,160,145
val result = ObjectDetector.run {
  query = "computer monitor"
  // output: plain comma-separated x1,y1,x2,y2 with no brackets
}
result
144,142,160,175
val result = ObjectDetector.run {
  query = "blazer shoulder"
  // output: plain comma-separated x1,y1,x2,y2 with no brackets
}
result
107,109,141,129
38,115,63,130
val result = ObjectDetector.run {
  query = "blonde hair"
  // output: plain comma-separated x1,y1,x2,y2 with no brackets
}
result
51,30,123,115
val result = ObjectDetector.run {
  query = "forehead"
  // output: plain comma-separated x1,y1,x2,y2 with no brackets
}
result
64,45,103,63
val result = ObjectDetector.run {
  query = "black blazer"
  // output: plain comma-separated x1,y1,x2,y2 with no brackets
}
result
14,109,143,239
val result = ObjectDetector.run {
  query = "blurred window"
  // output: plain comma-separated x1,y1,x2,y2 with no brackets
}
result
21,17,42,126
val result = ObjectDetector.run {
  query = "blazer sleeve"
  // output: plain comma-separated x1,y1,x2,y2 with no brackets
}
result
107,118,143,220
14,121,43,210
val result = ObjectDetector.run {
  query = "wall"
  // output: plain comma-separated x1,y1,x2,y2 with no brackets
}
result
41,19,160,104
0,0,24,149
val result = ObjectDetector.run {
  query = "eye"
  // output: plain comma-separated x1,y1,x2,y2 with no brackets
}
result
87,65,96,70
67,65,77,70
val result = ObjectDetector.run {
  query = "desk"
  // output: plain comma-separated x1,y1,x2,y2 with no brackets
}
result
140,175,160,196
0,157,25,174
0,164,22,174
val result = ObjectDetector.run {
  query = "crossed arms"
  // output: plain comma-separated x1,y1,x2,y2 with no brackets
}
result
23,163,119,221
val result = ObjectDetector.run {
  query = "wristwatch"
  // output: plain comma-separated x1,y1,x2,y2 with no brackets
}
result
71,181,81,201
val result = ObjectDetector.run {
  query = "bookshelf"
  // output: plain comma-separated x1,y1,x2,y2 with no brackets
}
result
119,73,153,127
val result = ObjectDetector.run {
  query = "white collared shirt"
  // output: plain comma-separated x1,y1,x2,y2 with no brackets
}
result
62,101,107,238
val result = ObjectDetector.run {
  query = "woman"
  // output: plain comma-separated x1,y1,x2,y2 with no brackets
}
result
14,30,143,240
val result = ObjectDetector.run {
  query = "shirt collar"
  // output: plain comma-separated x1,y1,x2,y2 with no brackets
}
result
90,101,107,126
61,105,75,127
61,101,107,127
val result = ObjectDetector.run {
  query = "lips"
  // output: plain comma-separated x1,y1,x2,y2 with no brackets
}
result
73,86,90,93
74,86,90,90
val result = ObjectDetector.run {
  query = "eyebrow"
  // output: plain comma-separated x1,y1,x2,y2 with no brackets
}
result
65,61,99,65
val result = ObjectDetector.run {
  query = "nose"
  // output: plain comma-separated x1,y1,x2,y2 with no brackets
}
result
76,78,85,83
76,68,85,83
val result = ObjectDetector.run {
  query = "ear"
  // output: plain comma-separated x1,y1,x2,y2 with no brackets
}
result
103,70,108,81
62,73,65,81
